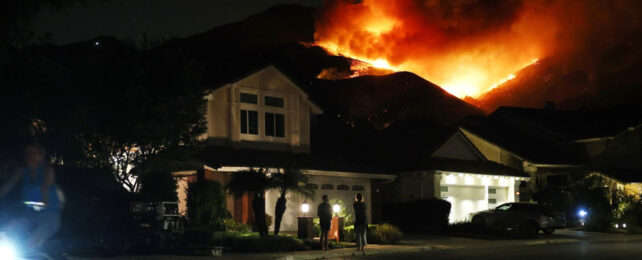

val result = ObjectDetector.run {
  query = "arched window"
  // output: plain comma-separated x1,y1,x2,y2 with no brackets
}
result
305,183,318,190
352,185,364,191
321,184,334,190
337,184,349,191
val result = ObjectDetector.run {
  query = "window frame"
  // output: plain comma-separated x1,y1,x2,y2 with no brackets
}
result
265,112,286,138
237,89,288,142
240,109,259,135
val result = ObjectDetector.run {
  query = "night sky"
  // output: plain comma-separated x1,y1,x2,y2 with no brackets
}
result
33,0,322,44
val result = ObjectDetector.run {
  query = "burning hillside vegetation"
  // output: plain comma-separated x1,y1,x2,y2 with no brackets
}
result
312,0,642,105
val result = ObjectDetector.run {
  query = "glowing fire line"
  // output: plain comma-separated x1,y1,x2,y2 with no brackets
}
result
317,41,539,98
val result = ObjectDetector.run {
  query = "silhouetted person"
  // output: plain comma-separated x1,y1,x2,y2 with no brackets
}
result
353,193,367,251
317,195,332,250
0,143,64,254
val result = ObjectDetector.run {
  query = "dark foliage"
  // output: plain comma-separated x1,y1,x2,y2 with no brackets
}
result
269,165,313,235
226,168,269,237
138,171,178,202
186,180,228,231
382,199,451,233
182,231,307,252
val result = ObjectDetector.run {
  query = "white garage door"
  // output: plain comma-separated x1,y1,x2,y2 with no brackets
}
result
441,185,486,223
487,187,509,208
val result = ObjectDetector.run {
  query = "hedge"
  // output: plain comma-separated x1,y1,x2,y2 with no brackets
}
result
382,199,451,233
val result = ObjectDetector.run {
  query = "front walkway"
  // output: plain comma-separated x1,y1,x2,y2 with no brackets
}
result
69,229,642,260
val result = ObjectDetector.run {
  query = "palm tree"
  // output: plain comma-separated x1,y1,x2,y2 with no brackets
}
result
226,168,270,237
270,165,314,235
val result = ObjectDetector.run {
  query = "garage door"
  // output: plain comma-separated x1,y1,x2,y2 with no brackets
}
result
487,187,509,208
441,185,486,223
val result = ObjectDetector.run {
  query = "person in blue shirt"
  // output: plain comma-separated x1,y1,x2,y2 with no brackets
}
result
0,143,63,252
353,193,367,252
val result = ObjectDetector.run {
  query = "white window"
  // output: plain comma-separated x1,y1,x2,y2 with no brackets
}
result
265,112,285,137
240,109,258,135
240,93,258,104
265,96,284,107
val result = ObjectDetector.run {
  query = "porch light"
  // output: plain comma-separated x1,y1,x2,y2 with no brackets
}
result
615,223,619,229
301,203,310,213
333,204,341,214
623,223,627,228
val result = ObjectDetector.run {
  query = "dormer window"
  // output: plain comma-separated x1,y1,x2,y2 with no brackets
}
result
265,112,285,137
240,93,258,104
265,96,284,107
240,110,258,135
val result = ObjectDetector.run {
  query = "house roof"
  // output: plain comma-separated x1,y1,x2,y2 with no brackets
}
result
204,63,322,114
194,145,393,175
427,157,530,178
492,107,642,141
460,116,586,165
600,168,642,183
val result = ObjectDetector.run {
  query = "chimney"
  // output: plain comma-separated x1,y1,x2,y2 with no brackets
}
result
545,101,556,110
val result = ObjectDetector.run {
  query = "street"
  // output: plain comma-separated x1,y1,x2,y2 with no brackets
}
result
70,229,642,260
332,240,642,259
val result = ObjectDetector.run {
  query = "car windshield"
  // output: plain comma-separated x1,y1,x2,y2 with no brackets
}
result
495,204,512,211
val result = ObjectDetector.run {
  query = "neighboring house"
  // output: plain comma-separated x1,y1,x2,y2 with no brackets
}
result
389,129,529,222
459,106,642,198
173,65,396,232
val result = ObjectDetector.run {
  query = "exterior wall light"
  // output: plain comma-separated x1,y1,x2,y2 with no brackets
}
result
301,203,310,214
333,204,341,215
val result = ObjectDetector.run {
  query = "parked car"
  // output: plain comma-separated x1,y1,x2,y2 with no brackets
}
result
471,202,566,234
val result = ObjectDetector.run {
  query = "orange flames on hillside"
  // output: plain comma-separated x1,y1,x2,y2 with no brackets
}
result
314,0,560,98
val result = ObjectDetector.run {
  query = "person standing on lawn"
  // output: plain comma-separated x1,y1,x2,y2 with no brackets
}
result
353,193,367,252
317,195,332,251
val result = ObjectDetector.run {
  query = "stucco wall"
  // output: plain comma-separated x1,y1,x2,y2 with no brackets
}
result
460,128,523,170
393,172,437,201
265,175,372,232
205,66,319,153
432,133,482,161
438,172,518,222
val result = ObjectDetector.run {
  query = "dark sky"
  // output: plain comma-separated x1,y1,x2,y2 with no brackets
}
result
33,0,322,44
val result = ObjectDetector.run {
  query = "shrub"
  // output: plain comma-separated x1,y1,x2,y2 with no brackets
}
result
344,224,402,244
265,213,273,228
303,239,353,250
225,235,307,253
615,197,642,233
446,221,497,236
138,171,178,201
329,199,354,226
372,224,403,244
183,231,307,252
186,180,228,230
382,199,451,233
313,218,320,236
224,219,252,233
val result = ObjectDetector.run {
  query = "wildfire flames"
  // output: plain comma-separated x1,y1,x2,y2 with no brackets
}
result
314,0,561,98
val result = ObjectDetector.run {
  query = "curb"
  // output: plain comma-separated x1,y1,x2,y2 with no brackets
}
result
524,238,579,245
277,246,433,260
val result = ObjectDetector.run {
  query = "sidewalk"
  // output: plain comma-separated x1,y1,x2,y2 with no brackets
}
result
69,244,433,260
70,229,642,260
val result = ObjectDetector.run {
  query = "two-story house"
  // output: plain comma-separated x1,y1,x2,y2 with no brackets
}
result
173,65,396,232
